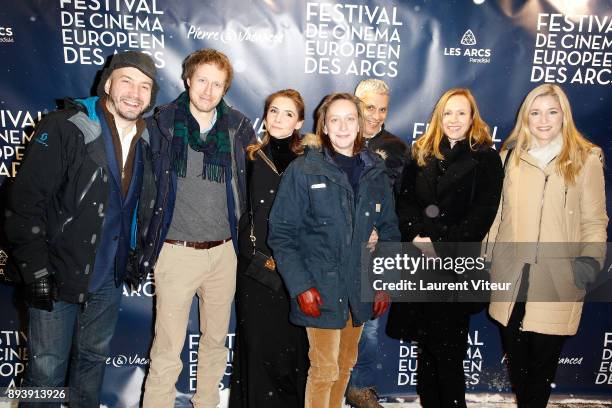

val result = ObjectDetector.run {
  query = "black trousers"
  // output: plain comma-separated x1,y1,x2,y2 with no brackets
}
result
229,270,309,408
416,314,470,408
500,266,567,408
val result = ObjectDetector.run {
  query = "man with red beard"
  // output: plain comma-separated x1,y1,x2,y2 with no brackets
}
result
142,49,255,408
4,51,158,406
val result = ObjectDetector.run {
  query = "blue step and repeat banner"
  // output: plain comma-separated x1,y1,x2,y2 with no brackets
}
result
0,0,611,405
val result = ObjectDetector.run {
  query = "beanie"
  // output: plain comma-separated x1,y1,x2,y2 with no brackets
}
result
97,51,158,111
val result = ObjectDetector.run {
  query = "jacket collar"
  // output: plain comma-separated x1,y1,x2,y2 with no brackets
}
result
152,99,179,141
68,97,101,145
365,124,386,144
519,149,560,175
424,139,479,199
66,97,106,169
505,139,558,173
152,95,235,142
302,147,384,190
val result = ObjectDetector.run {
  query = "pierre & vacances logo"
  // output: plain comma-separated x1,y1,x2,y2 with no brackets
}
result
106,353,149,367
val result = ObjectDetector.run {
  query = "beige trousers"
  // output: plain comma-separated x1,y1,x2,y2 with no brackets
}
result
305,314,363,408
143,241,237,408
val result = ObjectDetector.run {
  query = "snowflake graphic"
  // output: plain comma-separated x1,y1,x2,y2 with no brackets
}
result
461,29,477,46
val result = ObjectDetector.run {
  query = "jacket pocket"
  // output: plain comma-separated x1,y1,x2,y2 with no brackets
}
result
308,183,338,223
317,270,340,313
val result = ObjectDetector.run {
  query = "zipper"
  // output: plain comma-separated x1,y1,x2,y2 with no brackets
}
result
507,273,521,327
146,116,174,258
534,174,548,264
521,153,557,264
151,156,172,255
257,149,279,175
349,190,355,242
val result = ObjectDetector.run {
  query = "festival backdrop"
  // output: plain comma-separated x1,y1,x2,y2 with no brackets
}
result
0,0,611,405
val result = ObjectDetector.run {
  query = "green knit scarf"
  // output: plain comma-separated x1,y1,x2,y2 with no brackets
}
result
171,91,231,182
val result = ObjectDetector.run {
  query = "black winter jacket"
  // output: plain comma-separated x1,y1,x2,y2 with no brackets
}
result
237,143,295,291
4,98,156,303
386,138,503,341
365,127,410,195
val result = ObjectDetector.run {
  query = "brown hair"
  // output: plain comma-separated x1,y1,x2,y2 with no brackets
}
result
247,89,305,160
413,88,492,166
502,83,599,184
181,48,233,93
315,93,365,156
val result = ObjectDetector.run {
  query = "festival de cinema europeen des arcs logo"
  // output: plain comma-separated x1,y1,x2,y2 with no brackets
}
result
0,250,8,281
0,25,14,43
444,28,492,64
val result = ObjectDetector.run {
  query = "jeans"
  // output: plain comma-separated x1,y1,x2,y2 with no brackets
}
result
21,277,123,408
348,318,378,389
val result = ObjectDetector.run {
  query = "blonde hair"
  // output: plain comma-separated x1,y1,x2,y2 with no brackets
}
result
413,88,492,166
355,79,389,98
182,48,233,93
502,84,598,184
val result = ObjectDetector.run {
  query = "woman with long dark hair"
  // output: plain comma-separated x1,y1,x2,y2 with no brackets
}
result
488,84,607,407
268,93,400,408
386,88,503,407
229,89,309,408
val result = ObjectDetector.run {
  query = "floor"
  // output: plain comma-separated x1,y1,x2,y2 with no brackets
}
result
2,392,611,407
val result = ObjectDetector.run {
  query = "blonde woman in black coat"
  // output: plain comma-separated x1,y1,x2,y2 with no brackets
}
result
387,88,503,408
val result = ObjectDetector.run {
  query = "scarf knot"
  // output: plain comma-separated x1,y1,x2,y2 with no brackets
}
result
171,91,231,182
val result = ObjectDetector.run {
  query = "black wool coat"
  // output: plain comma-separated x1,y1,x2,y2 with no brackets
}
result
231,142,309,408
237,143,292,290
386,138,503,342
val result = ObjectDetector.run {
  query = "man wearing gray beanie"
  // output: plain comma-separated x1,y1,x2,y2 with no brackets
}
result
4,50,158,407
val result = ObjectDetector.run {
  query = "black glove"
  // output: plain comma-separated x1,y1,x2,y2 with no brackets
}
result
27,275,55,311
125,250,144,289
572,256,600,289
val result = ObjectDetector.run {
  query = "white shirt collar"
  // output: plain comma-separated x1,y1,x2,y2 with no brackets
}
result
117,125,138,167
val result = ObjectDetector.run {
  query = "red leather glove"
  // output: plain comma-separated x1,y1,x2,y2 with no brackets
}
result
297,287,323,317
372,290,390,318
